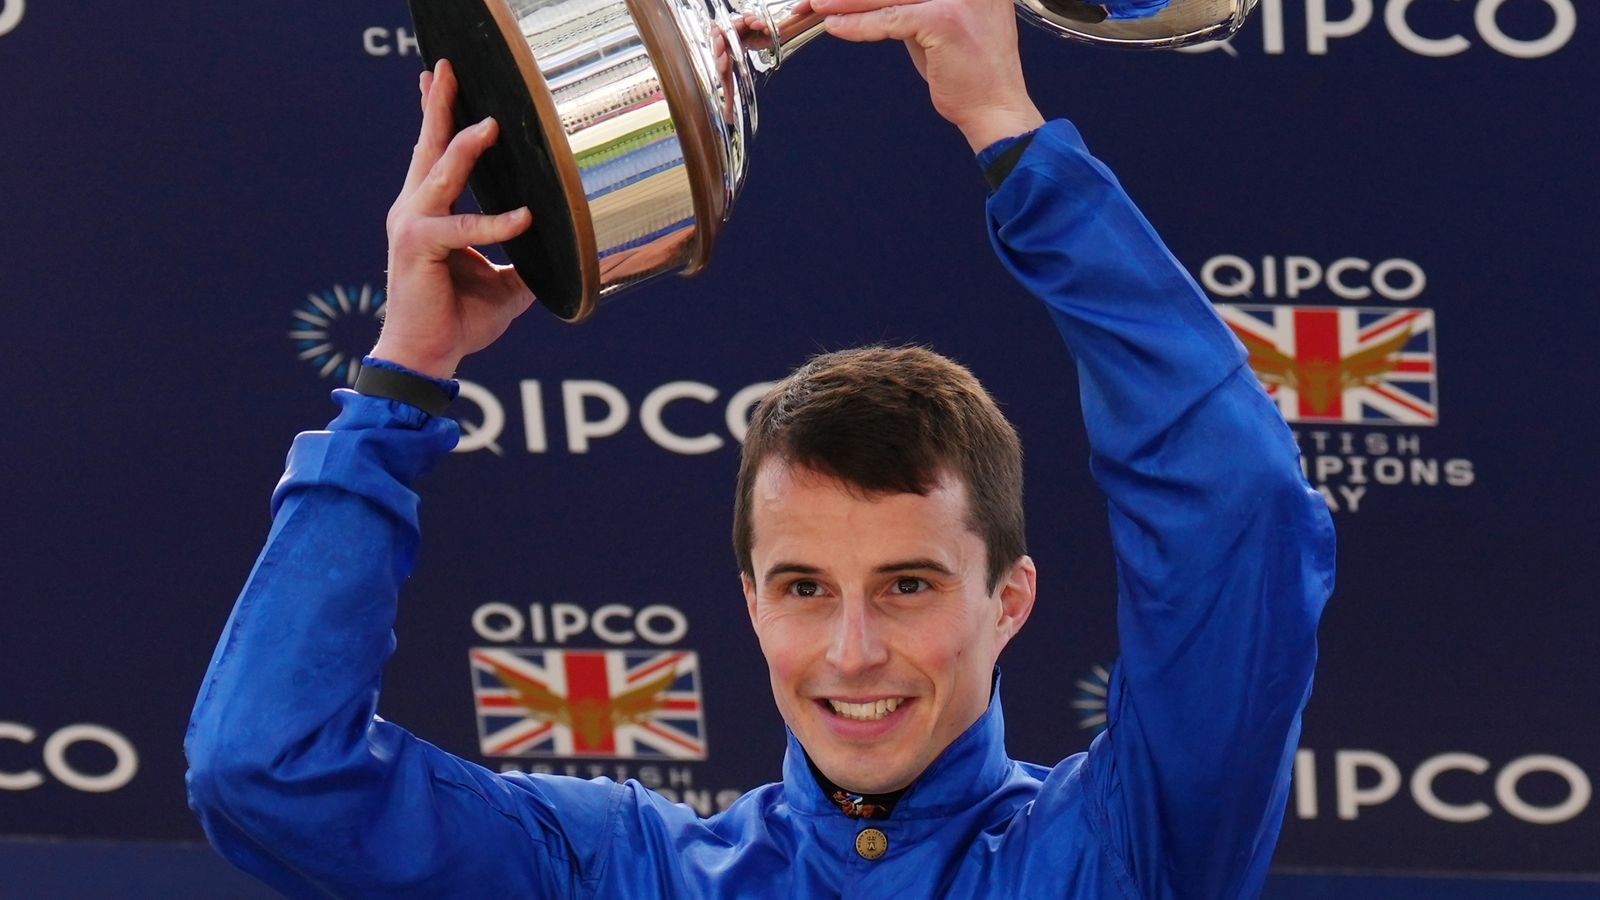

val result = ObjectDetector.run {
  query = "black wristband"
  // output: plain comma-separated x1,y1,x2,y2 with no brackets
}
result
353,364,454,416
983,133,1036,191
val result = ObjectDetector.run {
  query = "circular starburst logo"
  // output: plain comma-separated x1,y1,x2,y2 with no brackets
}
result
1071,661,1115,736
289,284,386,385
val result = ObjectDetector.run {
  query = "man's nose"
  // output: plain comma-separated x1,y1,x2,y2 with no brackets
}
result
824,596,890,675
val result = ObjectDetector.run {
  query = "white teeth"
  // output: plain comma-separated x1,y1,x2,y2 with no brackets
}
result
827,698,904,721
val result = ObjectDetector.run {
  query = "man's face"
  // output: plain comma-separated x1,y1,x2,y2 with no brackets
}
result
742,461,1035,795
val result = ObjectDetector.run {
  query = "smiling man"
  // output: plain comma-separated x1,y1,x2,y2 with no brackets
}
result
185,0,1334,895
735,346,1037,806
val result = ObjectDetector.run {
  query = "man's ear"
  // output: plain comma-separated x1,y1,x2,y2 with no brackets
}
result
994,555,1037,652
742,572,759,633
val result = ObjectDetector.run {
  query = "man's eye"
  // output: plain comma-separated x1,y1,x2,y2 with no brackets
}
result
893,577,929,595
789,581,822,598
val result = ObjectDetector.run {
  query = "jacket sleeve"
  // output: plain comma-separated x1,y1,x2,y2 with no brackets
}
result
984,121,1336,898
184,389,619,898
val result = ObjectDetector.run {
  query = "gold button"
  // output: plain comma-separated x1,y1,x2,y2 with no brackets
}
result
855,827,888,861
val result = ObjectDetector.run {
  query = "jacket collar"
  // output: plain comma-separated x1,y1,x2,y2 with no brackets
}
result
780,671,1013,819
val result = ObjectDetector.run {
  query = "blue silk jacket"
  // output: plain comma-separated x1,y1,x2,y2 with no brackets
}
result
185,120,1336,899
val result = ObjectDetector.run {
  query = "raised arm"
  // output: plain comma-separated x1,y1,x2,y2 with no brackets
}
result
182,63,617,897
985,126,1335,897
829,0,1333,892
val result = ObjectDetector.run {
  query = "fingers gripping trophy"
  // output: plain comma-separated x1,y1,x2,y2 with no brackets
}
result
395,0,1255,328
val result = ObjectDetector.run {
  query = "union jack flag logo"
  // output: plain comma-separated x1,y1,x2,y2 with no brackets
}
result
470,648,707,759
1217,304,1438,425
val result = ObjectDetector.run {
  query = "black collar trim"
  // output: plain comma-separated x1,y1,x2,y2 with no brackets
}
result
804,756,908,820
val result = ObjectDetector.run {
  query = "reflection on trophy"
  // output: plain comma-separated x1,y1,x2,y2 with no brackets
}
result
408,0,1257,321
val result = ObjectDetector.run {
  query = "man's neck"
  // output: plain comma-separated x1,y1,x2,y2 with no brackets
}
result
804,755,910,820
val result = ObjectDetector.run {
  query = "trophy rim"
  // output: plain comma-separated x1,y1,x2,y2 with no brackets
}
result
622,0,727,279
410,0,604,321
482,0,603,321
1016,0,1256,47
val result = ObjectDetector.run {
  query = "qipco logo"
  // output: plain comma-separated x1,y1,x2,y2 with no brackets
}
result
1186,0,1576,59
1199,255,1426,302
0,722,139,793
1295,749,1592,825
453,379,775,457
0,1,25,38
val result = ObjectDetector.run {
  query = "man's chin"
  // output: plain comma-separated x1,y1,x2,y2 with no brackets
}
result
807,735,924,794
791,700,928,788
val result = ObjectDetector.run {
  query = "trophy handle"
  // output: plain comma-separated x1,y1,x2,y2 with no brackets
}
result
1014,0,1258,48
742,0,1254,72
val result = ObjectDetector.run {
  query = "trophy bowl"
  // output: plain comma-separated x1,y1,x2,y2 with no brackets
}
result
408,0,1256,322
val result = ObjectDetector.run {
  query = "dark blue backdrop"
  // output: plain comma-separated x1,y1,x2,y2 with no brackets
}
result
3,0,1596,893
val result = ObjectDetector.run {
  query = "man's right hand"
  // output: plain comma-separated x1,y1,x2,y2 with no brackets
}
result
815,0,1044,153
374,59,536,379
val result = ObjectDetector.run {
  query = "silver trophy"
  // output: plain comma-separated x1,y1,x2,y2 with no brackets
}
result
408,0,1256,321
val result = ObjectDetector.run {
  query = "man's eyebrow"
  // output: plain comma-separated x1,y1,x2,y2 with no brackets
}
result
761,559,956,585
762,562,822,585
876,559,955,576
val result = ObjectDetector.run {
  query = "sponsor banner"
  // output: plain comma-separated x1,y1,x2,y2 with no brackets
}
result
2,2,1591,876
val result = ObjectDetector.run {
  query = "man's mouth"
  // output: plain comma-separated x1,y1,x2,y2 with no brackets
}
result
825,698,907,721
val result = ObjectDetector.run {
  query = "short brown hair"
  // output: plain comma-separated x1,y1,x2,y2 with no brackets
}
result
733,345,1024,592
